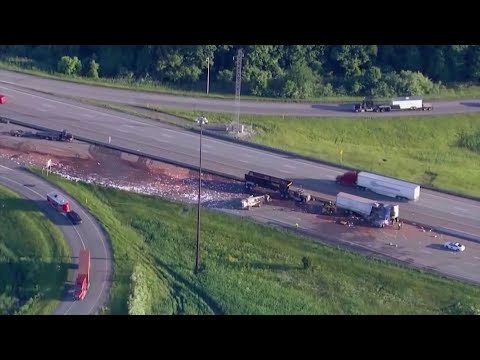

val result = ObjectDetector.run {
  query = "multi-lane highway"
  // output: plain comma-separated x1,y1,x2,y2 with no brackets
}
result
0,158,111,315
0,82,479,236
1,69,480,117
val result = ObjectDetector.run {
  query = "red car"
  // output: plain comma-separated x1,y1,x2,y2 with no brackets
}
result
0,95,5,104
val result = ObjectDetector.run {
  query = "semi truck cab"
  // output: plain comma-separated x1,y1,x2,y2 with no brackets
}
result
336,171,358,186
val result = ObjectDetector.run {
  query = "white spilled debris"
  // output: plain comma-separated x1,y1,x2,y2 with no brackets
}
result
0,150,245,209
52,166,242,209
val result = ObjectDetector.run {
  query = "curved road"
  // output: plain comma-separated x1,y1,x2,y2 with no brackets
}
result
0,84,479,236
0,158,111,315
1,70,480,117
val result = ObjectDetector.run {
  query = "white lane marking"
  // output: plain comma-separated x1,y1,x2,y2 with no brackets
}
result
424,193,480,210
161,133,173,138
39,108,47,112
277,169,290,173
42,103,55,109
0,174,85,247
2,82,479,214
473,256,480,260
453,206,468,212
421,250,432,254
82,113,92,118
0,170,90,315
0,84,342,175
463,262,476,266
284,164,296,169
238,159,249,163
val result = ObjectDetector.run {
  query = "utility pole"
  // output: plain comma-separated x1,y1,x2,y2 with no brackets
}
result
194,116,208,274
234,48,244,133
206,57,210,95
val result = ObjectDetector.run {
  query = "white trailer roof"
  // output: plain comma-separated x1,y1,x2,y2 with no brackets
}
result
336,192,377,204
47,191,68,205
392,96,423,101
358,172,420,190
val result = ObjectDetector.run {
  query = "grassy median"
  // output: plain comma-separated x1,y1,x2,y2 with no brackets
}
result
0,185,69,315
31,169,480,315
162,109,480,198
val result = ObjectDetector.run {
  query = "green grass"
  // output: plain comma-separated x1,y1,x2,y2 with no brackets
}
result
162,109,480,198
3,57,480,103
31,169,480,315
0,185,69,315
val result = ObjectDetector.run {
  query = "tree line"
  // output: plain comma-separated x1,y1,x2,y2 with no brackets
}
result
2,45,480,99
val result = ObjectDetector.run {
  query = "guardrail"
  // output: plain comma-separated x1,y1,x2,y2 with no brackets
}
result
3,114,480,203
0,116,244,182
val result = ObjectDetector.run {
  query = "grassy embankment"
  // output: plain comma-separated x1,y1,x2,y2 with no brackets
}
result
3,57,480,102
0,185,69,315
159,109,480,198
31,169,480,315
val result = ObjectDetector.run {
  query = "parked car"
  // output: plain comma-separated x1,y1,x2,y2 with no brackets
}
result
67,210,83,224
444,242,465,252
0,95,6,104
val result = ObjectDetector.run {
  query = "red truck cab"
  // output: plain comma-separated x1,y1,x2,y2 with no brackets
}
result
336,171,358,186
0,95,5,104
74,249,90,300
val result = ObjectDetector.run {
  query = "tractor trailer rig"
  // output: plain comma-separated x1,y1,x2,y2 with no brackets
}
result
335,192,399,228
244,171,313,203
336,171,421,201
74,249,91,301
354,96,433,113
10,128,73,141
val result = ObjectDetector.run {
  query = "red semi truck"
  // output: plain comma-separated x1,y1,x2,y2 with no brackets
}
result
74,249,91,300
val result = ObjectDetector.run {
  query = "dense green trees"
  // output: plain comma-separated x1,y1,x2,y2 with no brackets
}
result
1,45,479,98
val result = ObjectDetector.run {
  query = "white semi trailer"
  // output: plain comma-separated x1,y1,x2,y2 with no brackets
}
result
356,172,421,201
335,192,399,228
354,96,433,112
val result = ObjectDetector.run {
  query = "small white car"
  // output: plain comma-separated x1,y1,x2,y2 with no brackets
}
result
444,242,465,252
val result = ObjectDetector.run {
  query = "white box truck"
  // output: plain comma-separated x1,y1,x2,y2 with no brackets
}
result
356,172,421,201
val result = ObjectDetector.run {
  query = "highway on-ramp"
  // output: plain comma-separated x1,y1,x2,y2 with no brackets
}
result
1,69,480,117
0,84,479,236
0,158,111,315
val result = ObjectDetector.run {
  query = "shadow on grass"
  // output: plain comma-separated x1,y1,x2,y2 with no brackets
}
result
154,258,224,315
0,258,70,313
241,261,300,271
1,197,74,226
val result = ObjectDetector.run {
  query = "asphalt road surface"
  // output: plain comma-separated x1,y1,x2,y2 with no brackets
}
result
0,158,111,315
1,81,480,237
1,70,480,117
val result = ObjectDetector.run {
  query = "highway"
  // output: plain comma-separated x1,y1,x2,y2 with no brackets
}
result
1,69,480,117
0,158,111,315
0,83,479,236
